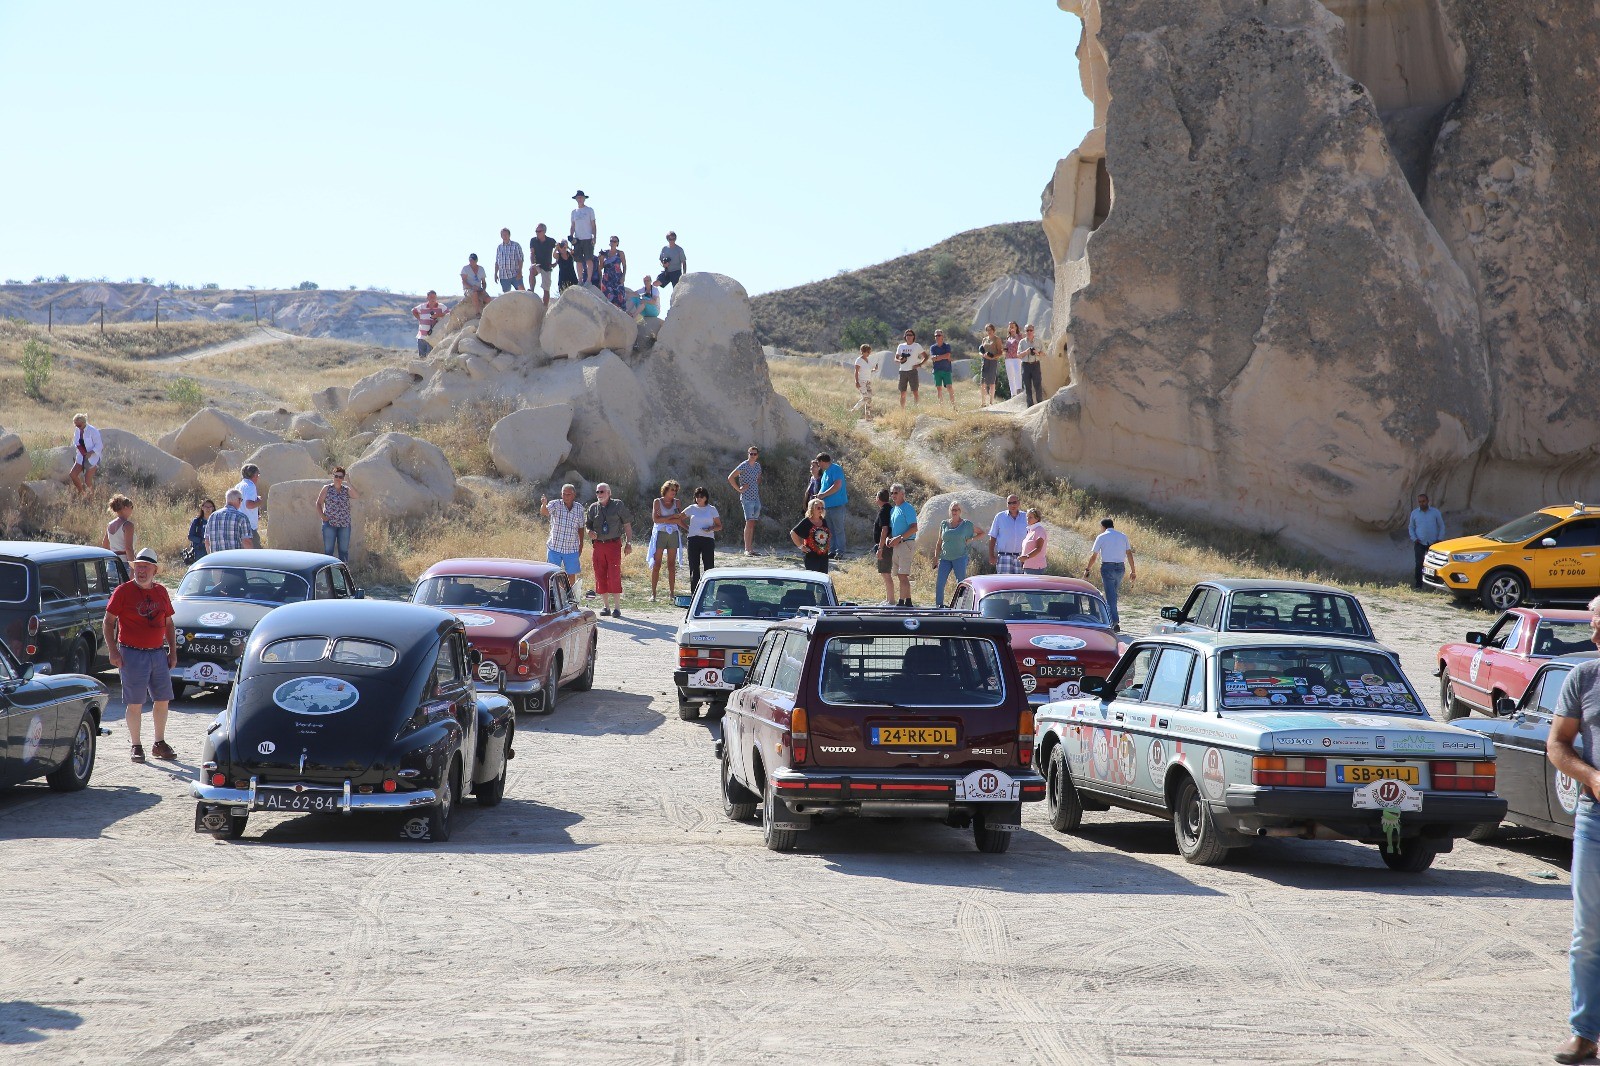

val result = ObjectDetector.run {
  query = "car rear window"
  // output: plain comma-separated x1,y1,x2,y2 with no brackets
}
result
1218,646,1422,714
1225,591,1366,636
0,562,26,603
978,590,1110,626
414,575,544,614
261,637,330,663
819,635,1004,707
331,638,397,668
695,577,826,619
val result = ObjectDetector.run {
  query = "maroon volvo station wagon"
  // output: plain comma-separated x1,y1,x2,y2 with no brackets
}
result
716,606,1045,853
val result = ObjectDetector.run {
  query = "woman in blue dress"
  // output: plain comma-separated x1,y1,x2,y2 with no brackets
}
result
601,236,629,310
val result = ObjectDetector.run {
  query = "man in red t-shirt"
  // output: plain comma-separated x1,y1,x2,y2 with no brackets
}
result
104,548,178,763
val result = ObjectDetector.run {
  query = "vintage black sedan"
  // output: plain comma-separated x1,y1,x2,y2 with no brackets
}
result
0,634,107,793
171,549,361,698
1451,652,1595,841
190,599,515,842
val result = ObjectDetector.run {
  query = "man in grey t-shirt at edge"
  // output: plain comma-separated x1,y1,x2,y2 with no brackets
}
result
1550,595,1600,1064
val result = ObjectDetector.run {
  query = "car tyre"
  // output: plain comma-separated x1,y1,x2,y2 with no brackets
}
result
540,659,559,716
721,745,758,821
972,809,1013,853
677,688,699,721
761,775,799,852
171,680,189,701
1379,838,1439,872
423,758,458,843
707,700,727,721
1466,820,1500,843
65,636,90,677
45,710,97,792
1480,569,1528,612
1173,775,1235,866
1045,745,1084,833
1438,675,1468,721
475,728,512,807
207,804,249,841
571,636,596,692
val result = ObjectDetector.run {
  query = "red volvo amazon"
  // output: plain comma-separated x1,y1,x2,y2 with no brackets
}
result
948,575,1124,705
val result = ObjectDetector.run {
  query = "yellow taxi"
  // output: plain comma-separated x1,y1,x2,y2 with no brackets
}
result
1423,504,1600,610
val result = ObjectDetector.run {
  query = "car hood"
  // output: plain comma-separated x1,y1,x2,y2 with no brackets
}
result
438,608,536,645
676,617,778,646
1007,623,1120,660
1430,534,1509,555
172,598,280,632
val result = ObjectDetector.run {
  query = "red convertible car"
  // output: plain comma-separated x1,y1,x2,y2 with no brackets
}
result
1436,606,1592,720
413,559,597,714
948,575,1124,705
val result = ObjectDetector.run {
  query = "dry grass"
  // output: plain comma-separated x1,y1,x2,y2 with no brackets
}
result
45,319,252,360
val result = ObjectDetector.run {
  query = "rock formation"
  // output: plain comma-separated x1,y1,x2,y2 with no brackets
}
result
266,479,372,565
1033,0,1600,567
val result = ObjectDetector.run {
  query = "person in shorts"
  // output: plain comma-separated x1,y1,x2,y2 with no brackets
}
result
929,329,956,409
851,344,875,418
894,329,927,408
104,548,178,763
727,446,762,555
585,484,632,618
886,483,919,606
541,484,587,598
978,323,1002,406
569,190,597,284
872,488,895,604
528,223,557,305
657,231,687,289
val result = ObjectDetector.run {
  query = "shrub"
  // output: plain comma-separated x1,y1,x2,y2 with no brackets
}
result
166,376,203,409
296,280,320,291
930,252,960,283
20,339,53,399
839,316,891,351
200,281,220,290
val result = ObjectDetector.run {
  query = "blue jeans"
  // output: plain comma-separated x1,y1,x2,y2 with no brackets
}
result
1101,562,1126,627
499,277,523,292
936,556,968,607
1572,800,1600,1038
322,522,351,562
825,505,846,554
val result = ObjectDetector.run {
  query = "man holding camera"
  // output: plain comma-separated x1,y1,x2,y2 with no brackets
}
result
894,328,928,409
1018,323,1046,407
657,231,687,287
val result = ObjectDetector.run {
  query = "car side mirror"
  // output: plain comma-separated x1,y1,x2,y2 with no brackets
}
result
1079,675,1106,697
469,648,484,667
1466,631,1487,646
1495,696,1519,716
1541,537,1558,548
674,594,692,609
723,666,748,688
353,588,365,600
23,663,50,679
1159,606,1181,621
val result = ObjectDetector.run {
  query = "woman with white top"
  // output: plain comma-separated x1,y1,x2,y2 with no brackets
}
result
102,493,135,562
649,479,690,602
1003,321,1023,401
681,486,723,592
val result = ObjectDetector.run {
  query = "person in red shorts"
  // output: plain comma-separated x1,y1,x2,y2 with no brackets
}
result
585,483,634,618
104,548,179,763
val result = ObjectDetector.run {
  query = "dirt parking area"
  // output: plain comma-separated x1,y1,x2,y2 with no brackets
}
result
0,594,1579,1064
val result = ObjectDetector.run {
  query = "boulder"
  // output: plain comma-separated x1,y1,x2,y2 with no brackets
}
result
245,409,295,434
476,290,546,359
347,432,455,519
566,351,652,489
310,386,349,418
287,413,331,441
633,316,663,353
915,491,1006,561
19,479,69,519
458,334,497,359
210,449,245,477
345,431,377,453
0,432,27,494
458,475,515,496
160,407,283,469
433,297,481,340
246,442,328,493
99,429,201,495
541,284,637,360
970,274,1053,340
266,479,369,566
346,366,427,426
39,446,76,482
488,406,574,484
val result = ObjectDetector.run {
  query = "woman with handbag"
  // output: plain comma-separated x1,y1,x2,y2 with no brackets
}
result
184,499,215,565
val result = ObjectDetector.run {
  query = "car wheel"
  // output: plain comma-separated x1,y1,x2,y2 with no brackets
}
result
721,745,757,822
1466,820,1500,843
1480,569,1528,612
706,700,727,721
761,775,799,852
475,728,512,807
1172,775,1235,866
45,711,97,792
1379,838,1439,872
1045,745,1084,833
65,637,89,677
540,659,559,716
171,680,189,701
677,688,699,721
571,636,597,692
202,803,249,840
972,809,1013,853
421,758,458,842
1438,675,1468,721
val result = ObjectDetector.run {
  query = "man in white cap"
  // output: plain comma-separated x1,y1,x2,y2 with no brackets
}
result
569,190,597,285
104,548,178,763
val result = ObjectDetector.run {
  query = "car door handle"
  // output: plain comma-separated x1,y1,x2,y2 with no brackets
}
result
1114,712,1124,722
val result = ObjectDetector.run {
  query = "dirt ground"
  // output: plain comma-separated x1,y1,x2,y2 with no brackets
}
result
0,592,1579,1065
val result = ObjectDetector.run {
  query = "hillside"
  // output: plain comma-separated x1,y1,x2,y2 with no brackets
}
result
750,221,1052,353
0,282,422,349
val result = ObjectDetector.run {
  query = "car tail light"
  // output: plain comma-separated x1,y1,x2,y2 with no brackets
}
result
24,644,36,656
1018,709,1035,766
678,645,727,671
517,638,531,661
382,779,397,793
1432,761,1495,791
1252,756,1328,787
789,706,809,765
210,773,226,787
26,615,38,636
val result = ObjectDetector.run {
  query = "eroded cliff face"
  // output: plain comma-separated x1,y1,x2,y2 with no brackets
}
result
1034,0,1600,566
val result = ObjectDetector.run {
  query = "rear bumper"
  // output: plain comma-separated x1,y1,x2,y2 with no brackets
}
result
771,768,1046,802
191,779,439,814
476,678,539,696
673,669,732,702
1223,786,1506,837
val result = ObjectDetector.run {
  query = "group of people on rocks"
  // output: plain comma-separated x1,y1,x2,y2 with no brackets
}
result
851,321,1051,417
412,190,688,357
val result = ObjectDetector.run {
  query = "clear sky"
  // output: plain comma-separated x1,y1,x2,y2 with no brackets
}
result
0,1,1092,297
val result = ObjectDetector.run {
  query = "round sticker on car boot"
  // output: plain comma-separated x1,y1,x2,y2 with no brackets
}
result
453,612,496,628
258,741,276,755
1147,738,1167,784
1031,634,1087,651
198,610,235,626
273,676,360,715
1557,771,1582,814
1202,748,1226,799
22,715,44,762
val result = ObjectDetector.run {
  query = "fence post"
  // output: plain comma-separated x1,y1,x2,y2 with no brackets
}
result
252,292,259,325
47,301,52,333
100,303,105,336
154,297,160,353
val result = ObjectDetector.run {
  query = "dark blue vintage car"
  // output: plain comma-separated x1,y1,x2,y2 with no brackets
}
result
1451,652,1597,841
0,633,108,793
190,599,515,842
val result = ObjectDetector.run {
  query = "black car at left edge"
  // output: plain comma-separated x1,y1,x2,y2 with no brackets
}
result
0,541,128,676
0,632,108,792
191,600,515,842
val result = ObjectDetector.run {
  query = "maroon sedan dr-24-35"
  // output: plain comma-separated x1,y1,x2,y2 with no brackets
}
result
412,558,598,714
947,575,1125,705
1436,606,1592,720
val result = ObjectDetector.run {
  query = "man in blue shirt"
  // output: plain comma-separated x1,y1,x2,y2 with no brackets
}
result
1407,493,1447,589
887,483,919,606
815,452,848,557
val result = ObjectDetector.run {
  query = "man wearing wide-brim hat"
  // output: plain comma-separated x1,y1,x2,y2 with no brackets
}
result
104,548,179,763
569,190,597,285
